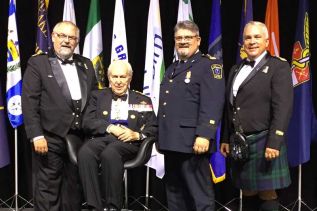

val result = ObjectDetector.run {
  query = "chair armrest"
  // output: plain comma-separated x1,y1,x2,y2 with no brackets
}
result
124,136,156,169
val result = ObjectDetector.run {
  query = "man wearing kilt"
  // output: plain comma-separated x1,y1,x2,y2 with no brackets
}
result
220,21,293,211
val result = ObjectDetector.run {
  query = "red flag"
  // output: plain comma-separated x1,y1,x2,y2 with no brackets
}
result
265,0,280,56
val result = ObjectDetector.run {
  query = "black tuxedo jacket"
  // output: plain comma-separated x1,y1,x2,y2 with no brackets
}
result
82,88,157,139
222,52,293,150
22,52,97,139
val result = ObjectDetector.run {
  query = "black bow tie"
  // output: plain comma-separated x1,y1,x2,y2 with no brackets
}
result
112,93,127,101
244,60,255,68
57,57,74,65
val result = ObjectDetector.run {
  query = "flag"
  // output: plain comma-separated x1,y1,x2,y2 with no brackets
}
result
63,0,80,54
0,86,10,168
287,0,313,167
265,0,280,56
208,0,225,184
35,0,52,54
111,0,128,61
143,0,165,179
236,0,253,62
174,0,194,61
7,0,23,129
83,0,105,89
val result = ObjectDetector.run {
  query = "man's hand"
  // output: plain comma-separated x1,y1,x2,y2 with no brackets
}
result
117,126,140,142
108,125,126,137
33,137,48,154
193,137,209,154
220,143,230,157
265,147,280,160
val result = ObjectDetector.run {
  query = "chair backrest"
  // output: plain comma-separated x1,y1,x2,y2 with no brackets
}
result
124,136,156,169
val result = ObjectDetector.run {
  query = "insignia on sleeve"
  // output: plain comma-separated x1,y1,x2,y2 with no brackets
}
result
275,130,284,136
211,64,223,79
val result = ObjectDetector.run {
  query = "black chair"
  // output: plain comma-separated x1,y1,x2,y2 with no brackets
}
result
65,135,156,209
123,136,156,209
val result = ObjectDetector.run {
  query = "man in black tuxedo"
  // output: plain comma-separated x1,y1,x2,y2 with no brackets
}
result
220,21,293,211
157,20,225,211
22,21,97,211
78,60,157,211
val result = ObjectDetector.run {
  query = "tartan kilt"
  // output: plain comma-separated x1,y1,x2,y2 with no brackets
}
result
230,134,291,191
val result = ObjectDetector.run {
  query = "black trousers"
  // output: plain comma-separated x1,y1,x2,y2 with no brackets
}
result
164,152,215,211
78,135,139,210
32,132,82,211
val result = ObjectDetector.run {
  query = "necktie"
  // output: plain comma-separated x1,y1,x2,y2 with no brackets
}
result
112,93,127,101
245,60,255,68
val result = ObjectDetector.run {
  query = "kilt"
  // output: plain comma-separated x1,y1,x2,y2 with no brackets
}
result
230,131,291,191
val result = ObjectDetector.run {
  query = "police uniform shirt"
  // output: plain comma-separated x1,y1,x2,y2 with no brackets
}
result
110,91,129,121
58,57,82,100
232,51,267,97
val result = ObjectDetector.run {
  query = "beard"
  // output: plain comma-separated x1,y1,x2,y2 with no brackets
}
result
57,47,73,60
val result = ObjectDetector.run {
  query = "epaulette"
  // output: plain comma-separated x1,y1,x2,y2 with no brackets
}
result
202,54,216,60
32,51,47,57
133,90,146,96
275,56,287,62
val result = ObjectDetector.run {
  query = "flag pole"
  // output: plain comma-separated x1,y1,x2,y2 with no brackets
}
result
14,129,18,211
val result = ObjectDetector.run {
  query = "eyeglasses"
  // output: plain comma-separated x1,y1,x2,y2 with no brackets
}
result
174,35,198,42
54,32,78,42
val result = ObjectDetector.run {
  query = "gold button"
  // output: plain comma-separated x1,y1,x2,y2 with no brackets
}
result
75,122,79,125
169,79,173,83
163,102,167,106
130,114,136,119
237,107,240,110
72,113,75,116
103,111,108,116
165,90,169,94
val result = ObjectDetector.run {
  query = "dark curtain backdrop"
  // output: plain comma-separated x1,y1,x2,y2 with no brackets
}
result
0,0,317,210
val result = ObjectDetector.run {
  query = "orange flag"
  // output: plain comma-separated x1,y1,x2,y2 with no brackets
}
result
265,0,280,56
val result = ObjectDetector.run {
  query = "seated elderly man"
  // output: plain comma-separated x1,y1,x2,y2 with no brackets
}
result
78,60,157,211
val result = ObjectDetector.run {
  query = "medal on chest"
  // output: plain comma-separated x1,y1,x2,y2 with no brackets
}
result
184,71,191,83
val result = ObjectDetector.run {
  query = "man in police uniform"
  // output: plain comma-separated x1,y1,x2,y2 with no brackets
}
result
22,21,97,211
157,20,225,211
78,60,157,211
220,21,293,211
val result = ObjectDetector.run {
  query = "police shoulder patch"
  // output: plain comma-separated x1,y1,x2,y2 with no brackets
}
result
211,64,223,79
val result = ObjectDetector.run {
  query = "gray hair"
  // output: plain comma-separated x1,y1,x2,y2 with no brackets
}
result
243,21,269,40
174,20,200,36
53,21,80,40
107,59,133,77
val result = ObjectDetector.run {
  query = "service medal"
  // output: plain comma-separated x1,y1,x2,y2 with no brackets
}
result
185,71,191,83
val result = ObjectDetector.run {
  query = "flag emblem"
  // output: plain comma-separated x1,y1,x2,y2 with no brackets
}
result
291,41,310,86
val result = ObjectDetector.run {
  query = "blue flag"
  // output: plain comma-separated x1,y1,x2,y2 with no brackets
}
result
236,0,253,63
0,85,10,168
35,0,52,54
7,0,23,128
287,0,313,167
208,0,225,184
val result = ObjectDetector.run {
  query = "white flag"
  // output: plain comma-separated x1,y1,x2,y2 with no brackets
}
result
174,0,194,61
144,0,165,179
83,0,105,88
111,0,128,61
7,0,23,128
63,0,79,54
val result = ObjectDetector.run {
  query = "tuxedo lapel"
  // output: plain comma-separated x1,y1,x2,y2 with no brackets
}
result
49,57,73,109
239,53,270,89
74,56,88,112
229,62,244,104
